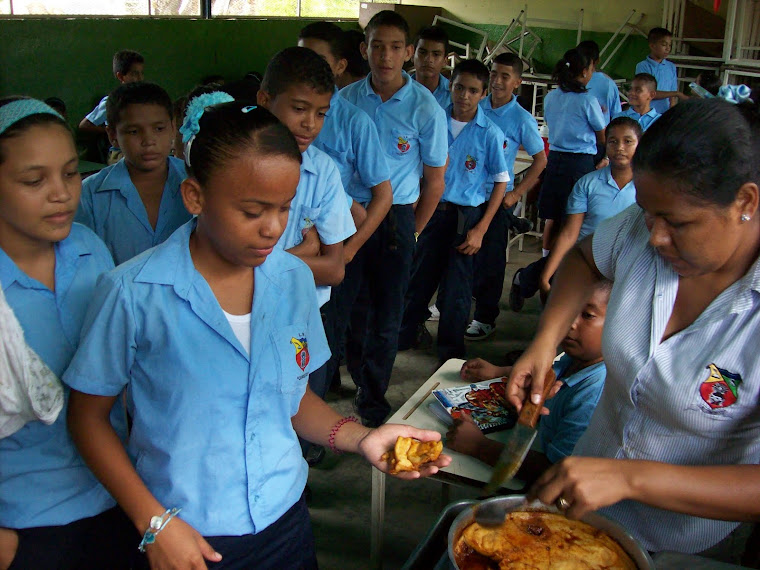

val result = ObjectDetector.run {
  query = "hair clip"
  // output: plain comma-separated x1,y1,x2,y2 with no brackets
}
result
717,84,752,105
179,91,235,144
241,105,257,113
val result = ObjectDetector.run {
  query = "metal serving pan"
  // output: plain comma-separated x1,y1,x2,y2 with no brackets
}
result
448,495,655,569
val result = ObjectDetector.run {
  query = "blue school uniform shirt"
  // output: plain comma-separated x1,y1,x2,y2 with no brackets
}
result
276,144,355,307
313,88,390,206
614,106,661,131
586,71,622,124
480,95,545,193
85,95,108,126
635,56,678,114
63,219,330,537
544,88,606,155
340,71,448,205
411,72,451,109
540,354,606,463
442,105,509,207
76,156,191,265
0,224,120,529
565,166,637,240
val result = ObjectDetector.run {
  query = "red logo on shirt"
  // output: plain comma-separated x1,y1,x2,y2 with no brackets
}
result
290,336,310,371
699,364,741,409
397,136,410,153
503,140,507,150
465,155,477,171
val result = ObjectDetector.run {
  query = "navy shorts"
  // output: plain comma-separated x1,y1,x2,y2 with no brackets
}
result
538,151,595,221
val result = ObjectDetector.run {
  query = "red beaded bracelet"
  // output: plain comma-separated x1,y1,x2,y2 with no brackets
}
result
328,416,358,454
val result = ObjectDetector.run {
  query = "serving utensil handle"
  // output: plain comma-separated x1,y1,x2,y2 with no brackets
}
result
516,369,557,428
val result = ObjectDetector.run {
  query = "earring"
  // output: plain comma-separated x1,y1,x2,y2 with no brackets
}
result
741,214,751,222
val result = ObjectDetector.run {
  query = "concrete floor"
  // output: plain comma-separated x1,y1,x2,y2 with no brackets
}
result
308,237,544,570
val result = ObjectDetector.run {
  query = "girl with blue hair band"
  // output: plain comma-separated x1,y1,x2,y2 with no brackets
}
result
0,97,133,569
65,95,451,570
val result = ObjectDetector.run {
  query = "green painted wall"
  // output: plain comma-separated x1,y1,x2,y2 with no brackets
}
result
0,18,356,130
0,16,647,136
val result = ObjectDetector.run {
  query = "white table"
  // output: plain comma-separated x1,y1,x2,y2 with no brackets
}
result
370,359,526,569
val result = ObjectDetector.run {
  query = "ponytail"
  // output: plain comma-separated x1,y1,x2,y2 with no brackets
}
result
552,48,592,93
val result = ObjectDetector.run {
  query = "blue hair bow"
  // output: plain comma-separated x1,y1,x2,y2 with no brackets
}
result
179,91,235,144
717,84,752,105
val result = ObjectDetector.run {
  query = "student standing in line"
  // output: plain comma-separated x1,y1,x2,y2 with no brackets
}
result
614,73,661,131
411,26,451,109
339,10,448,427
466,52,547,340
399,59,508,364
635,27,687,114
65,102,451,570
0,97,132,570
577,40,621,124
75,82,190,266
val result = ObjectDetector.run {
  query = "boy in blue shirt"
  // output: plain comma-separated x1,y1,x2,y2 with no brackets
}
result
467,53,547,340
399,59,508,364
539,117,641,294
412,25,451,109
448,279,612,485
257,47,356,401
614,73,661,131
340,10,448,427
76,81,191,265
635,27,687,114
577,40,621,124
297,22,394,396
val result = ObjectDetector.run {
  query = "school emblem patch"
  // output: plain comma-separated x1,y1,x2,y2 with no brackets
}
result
465,155,477,171
503,140,507,150
290,336,310,371
397,136,410,153
699,363,742,409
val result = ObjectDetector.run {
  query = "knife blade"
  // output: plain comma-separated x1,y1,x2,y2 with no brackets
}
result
483,368,557,495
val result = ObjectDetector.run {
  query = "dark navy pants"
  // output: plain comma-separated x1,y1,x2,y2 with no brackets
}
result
400,204,482,362
472,205,513,326
331,205,416,425
538,151,595,221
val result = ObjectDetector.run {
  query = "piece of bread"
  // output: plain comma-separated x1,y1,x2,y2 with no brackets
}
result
381,436,443,474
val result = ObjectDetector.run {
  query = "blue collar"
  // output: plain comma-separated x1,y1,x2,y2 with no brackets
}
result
96,157,184,197
482,94,517,116
556,354,605,388
362,70,413,102
447,103,489,128
300,145,320,176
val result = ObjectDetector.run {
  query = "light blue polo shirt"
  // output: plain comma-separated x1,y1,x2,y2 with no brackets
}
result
442,106,509,207
480,94,544,193
540,354,606,463
0,224,120,529
614,106,661,131
544,88,606,155
276,144,355,306
313,88,391,205
340,71,448,205
411,72,451,109
565,166,637,241
635,56,678,114
76,156,191,266
586,71,622,124
64,219,330,537
85,95,108,126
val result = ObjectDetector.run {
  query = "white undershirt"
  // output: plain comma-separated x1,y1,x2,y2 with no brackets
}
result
223,310,252,355
449,117,468,139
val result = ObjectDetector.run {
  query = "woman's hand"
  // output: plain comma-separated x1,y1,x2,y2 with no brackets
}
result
506,342,561,412
358,424,452,479
528,456,635,520
146,517,222,570
460,358,506,382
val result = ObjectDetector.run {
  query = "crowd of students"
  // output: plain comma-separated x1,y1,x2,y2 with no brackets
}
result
1,10,759,569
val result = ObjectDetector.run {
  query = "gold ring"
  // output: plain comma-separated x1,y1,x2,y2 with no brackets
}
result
556,496,571,510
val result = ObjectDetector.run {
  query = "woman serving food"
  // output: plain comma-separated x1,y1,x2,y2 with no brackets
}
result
506,97,759,562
